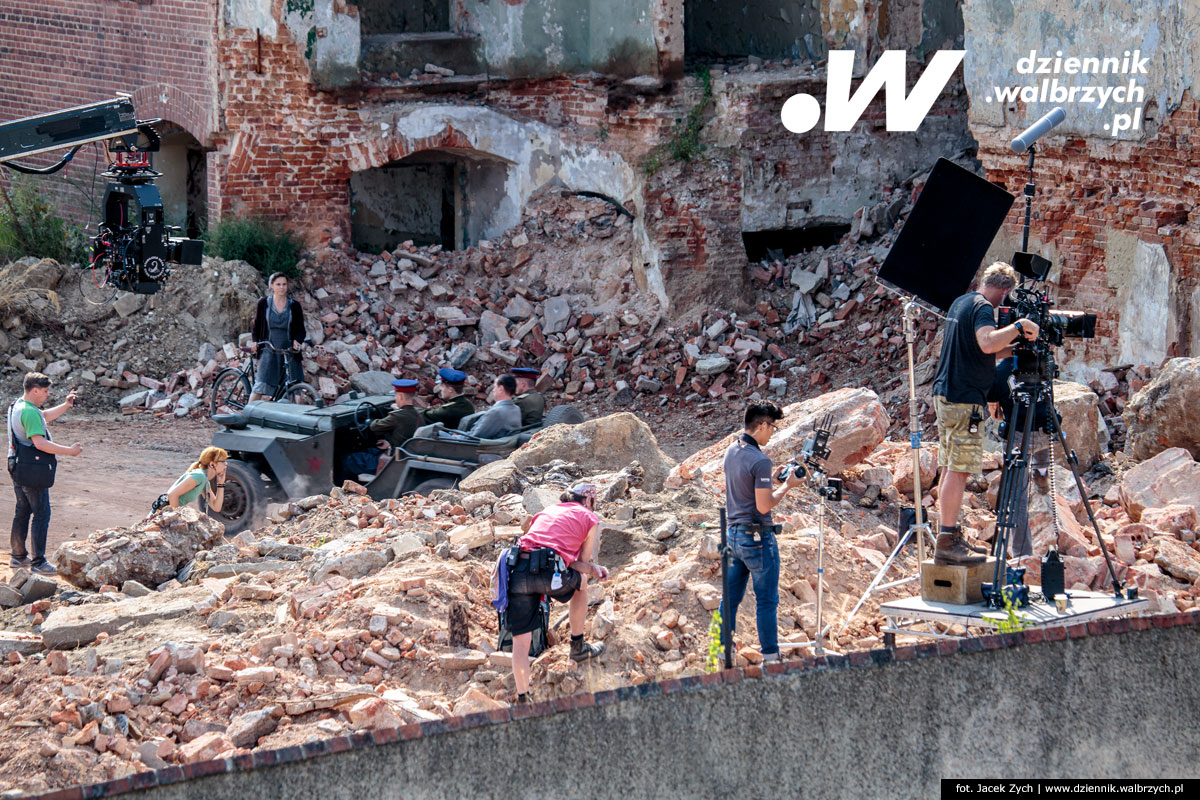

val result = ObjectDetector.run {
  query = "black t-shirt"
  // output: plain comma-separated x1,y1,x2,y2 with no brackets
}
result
723,434,775,526
932,292,997,406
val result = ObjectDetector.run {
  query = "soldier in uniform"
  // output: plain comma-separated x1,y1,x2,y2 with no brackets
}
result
341,378,421,478
420,368,475,430
511,366,545,427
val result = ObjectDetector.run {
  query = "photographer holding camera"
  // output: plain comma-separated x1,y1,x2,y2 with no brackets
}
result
7,372,82,574
931,262,1039,565
721,401,803,661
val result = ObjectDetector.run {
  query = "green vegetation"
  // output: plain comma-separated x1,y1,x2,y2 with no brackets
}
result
0,179,88,265
204,215,304,280
643,68,714,176
996,593,1031,634
706,609,725,673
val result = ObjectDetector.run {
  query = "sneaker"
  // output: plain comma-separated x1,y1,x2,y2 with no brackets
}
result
30,562,58,576
9,556,31,568
568,638,605,662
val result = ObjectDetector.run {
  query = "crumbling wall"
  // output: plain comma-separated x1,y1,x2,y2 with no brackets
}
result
457,0,665,78
963,0,1200,377
685,0,823,61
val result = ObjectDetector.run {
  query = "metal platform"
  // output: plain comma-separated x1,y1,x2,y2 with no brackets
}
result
879,588,1150,641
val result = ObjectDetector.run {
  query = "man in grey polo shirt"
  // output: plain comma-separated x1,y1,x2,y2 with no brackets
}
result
721,401,802,661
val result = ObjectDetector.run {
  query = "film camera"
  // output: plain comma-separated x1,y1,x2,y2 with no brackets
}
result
996,285,1097,385
91,124,203,294
776,414,843,502
0,98,202,297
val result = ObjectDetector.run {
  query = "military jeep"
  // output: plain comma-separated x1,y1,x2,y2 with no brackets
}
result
209,395,583,534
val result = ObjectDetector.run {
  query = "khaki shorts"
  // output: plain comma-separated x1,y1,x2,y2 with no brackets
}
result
934,395,984,474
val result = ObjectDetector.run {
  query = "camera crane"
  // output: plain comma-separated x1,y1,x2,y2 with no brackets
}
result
0,97,202,302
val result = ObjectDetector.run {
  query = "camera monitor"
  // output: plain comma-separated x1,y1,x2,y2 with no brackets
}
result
878,158,1015,314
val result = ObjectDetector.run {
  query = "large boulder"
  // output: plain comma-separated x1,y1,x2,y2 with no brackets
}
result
350,370,397,397
40,587,212,649
459,458,521,495
509,413,676,492
667,387,888,488
1124,358,1200,461
1118,447,1200,522
53,506,225,590
1051,380,1104,469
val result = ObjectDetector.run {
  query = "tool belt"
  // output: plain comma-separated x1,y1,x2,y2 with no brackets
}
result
728,523,781,543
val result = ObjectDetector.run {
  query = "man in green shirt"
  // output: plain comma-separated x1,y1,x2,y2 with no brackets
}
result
421,368,475,430
511,366,545,427
7,372,82,573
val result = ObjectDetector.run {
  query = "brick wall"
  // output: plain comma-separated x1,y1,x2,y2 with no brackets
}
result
975,94,1200,367
0,1,217,224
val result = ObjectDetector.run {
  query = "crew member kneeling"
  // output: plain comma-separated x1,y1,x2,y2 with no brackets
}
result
931,262,1039,565
508,483,609,703
721,401,802,661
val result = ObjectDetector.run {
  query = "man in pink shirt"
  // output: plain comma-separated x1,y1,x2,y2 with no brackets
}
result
508,482,610,703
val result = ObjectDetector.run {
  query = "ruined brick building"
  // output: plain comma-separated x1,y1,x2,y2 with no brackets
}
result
1,0,1196,376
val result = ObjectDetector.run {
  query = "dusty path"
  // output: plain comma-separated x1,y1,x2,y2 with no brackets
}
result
1,416,213,562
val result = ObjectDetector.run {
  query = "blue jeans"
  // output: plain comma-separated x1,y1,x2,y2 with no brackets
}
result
11,484,51,565
721,527,781,656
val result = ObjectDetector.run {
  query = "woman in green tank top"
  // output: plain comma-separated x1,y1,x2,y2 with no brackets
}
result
167,447,229,511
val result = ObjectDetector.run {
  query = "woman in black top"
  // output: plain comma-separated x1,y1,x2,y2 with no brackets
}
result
248,272,307,401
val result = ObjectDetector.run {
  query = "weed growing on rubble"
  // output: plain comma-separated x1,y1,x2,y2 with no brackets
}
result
205,215,304,280
996,594,1031,634
706,609,724,672
643,68,714,176
0,179,86,265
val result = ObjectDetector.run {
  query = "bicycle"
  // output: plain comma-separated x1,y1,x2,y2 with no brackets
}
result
209,341,320,415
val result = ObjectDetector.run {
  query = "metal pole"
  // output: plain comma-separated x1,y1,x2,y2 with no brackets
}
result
903,301,928,563
815,493,826,655
719,506,732,669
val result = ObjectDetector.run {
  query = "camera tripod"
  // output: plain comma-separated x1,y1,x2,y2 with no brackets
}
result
990,373,1122,605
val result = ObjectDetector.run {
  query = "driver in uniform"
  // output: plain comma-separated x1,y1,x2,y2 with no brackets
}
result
341,378,421,478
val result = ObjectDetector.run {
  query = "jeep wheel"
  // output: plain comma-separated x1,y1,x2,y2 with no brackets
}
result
212,459,265,535
410,476,456,496
542,405,585,427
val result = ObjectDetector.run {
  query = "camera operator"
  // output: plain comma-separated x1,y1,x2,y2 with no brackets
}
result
721,401,803,661
931,262,1039,565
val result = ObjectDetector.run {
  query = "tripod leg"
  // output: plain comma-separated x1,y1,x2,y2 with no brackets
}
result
837,524,918,636
1048,421,1123,595
719,507,733,669
991,390,1037,599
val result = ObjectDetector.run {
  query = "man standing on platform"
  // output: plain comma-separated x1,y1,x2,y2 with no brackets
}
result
931,262,1039,565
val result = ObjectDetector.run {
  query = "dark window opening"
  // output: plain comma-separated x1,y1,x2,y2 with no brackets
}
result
360,0,450,35
154,128,207,240
742,224,851,263
685,0,824,65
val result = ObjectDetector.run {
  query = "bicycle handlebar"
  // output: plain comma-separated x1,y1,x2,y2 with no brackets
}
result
247,341,302,354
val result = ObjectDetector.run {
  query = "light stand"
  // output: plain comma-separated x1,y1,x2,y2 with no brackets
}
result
839,295,938,636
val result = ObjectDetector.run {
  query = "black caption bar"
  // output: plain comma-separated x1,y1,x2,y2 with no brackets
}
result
943,780,1197,798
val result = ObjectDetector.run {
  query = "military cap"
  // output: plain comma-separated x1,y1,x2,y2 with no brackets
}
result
437,367,467,385
391,379,420,392
510,366,541,379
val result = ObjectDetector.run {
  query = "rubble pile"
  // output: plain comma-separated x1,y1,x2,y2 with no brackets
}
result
0,384,1198,793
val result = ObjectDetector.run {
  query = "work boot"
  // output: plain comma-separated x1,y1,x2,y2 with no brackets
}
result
569,637,605,662
963,537,990,555
933,530,987,566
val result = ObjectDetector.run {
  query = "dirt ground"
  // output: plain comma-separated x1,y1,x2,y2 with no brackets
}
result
0,416,213,565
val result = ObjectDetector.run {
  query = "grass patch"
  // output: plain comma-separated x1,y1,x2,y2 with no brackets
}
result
204,215,304,280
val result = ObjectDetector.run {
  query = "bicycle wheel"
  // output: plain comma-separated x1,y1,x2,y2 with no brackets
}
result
210,369,252,415
283,381,319,406
78,262,117,306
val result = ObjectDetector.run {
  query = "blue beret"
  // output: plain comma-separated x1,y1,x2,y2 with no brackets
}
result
391,379,420,392
510,367,540,378
437,368,467,384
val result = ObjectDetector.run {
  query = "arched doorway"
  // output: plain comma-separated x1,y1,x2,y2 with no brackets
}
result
349,149,510,254
153,124,207,238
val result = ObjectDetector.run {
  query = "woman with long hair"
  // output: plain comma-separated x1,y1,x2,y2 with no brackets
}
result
248,272,306,401
157,446,228,513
